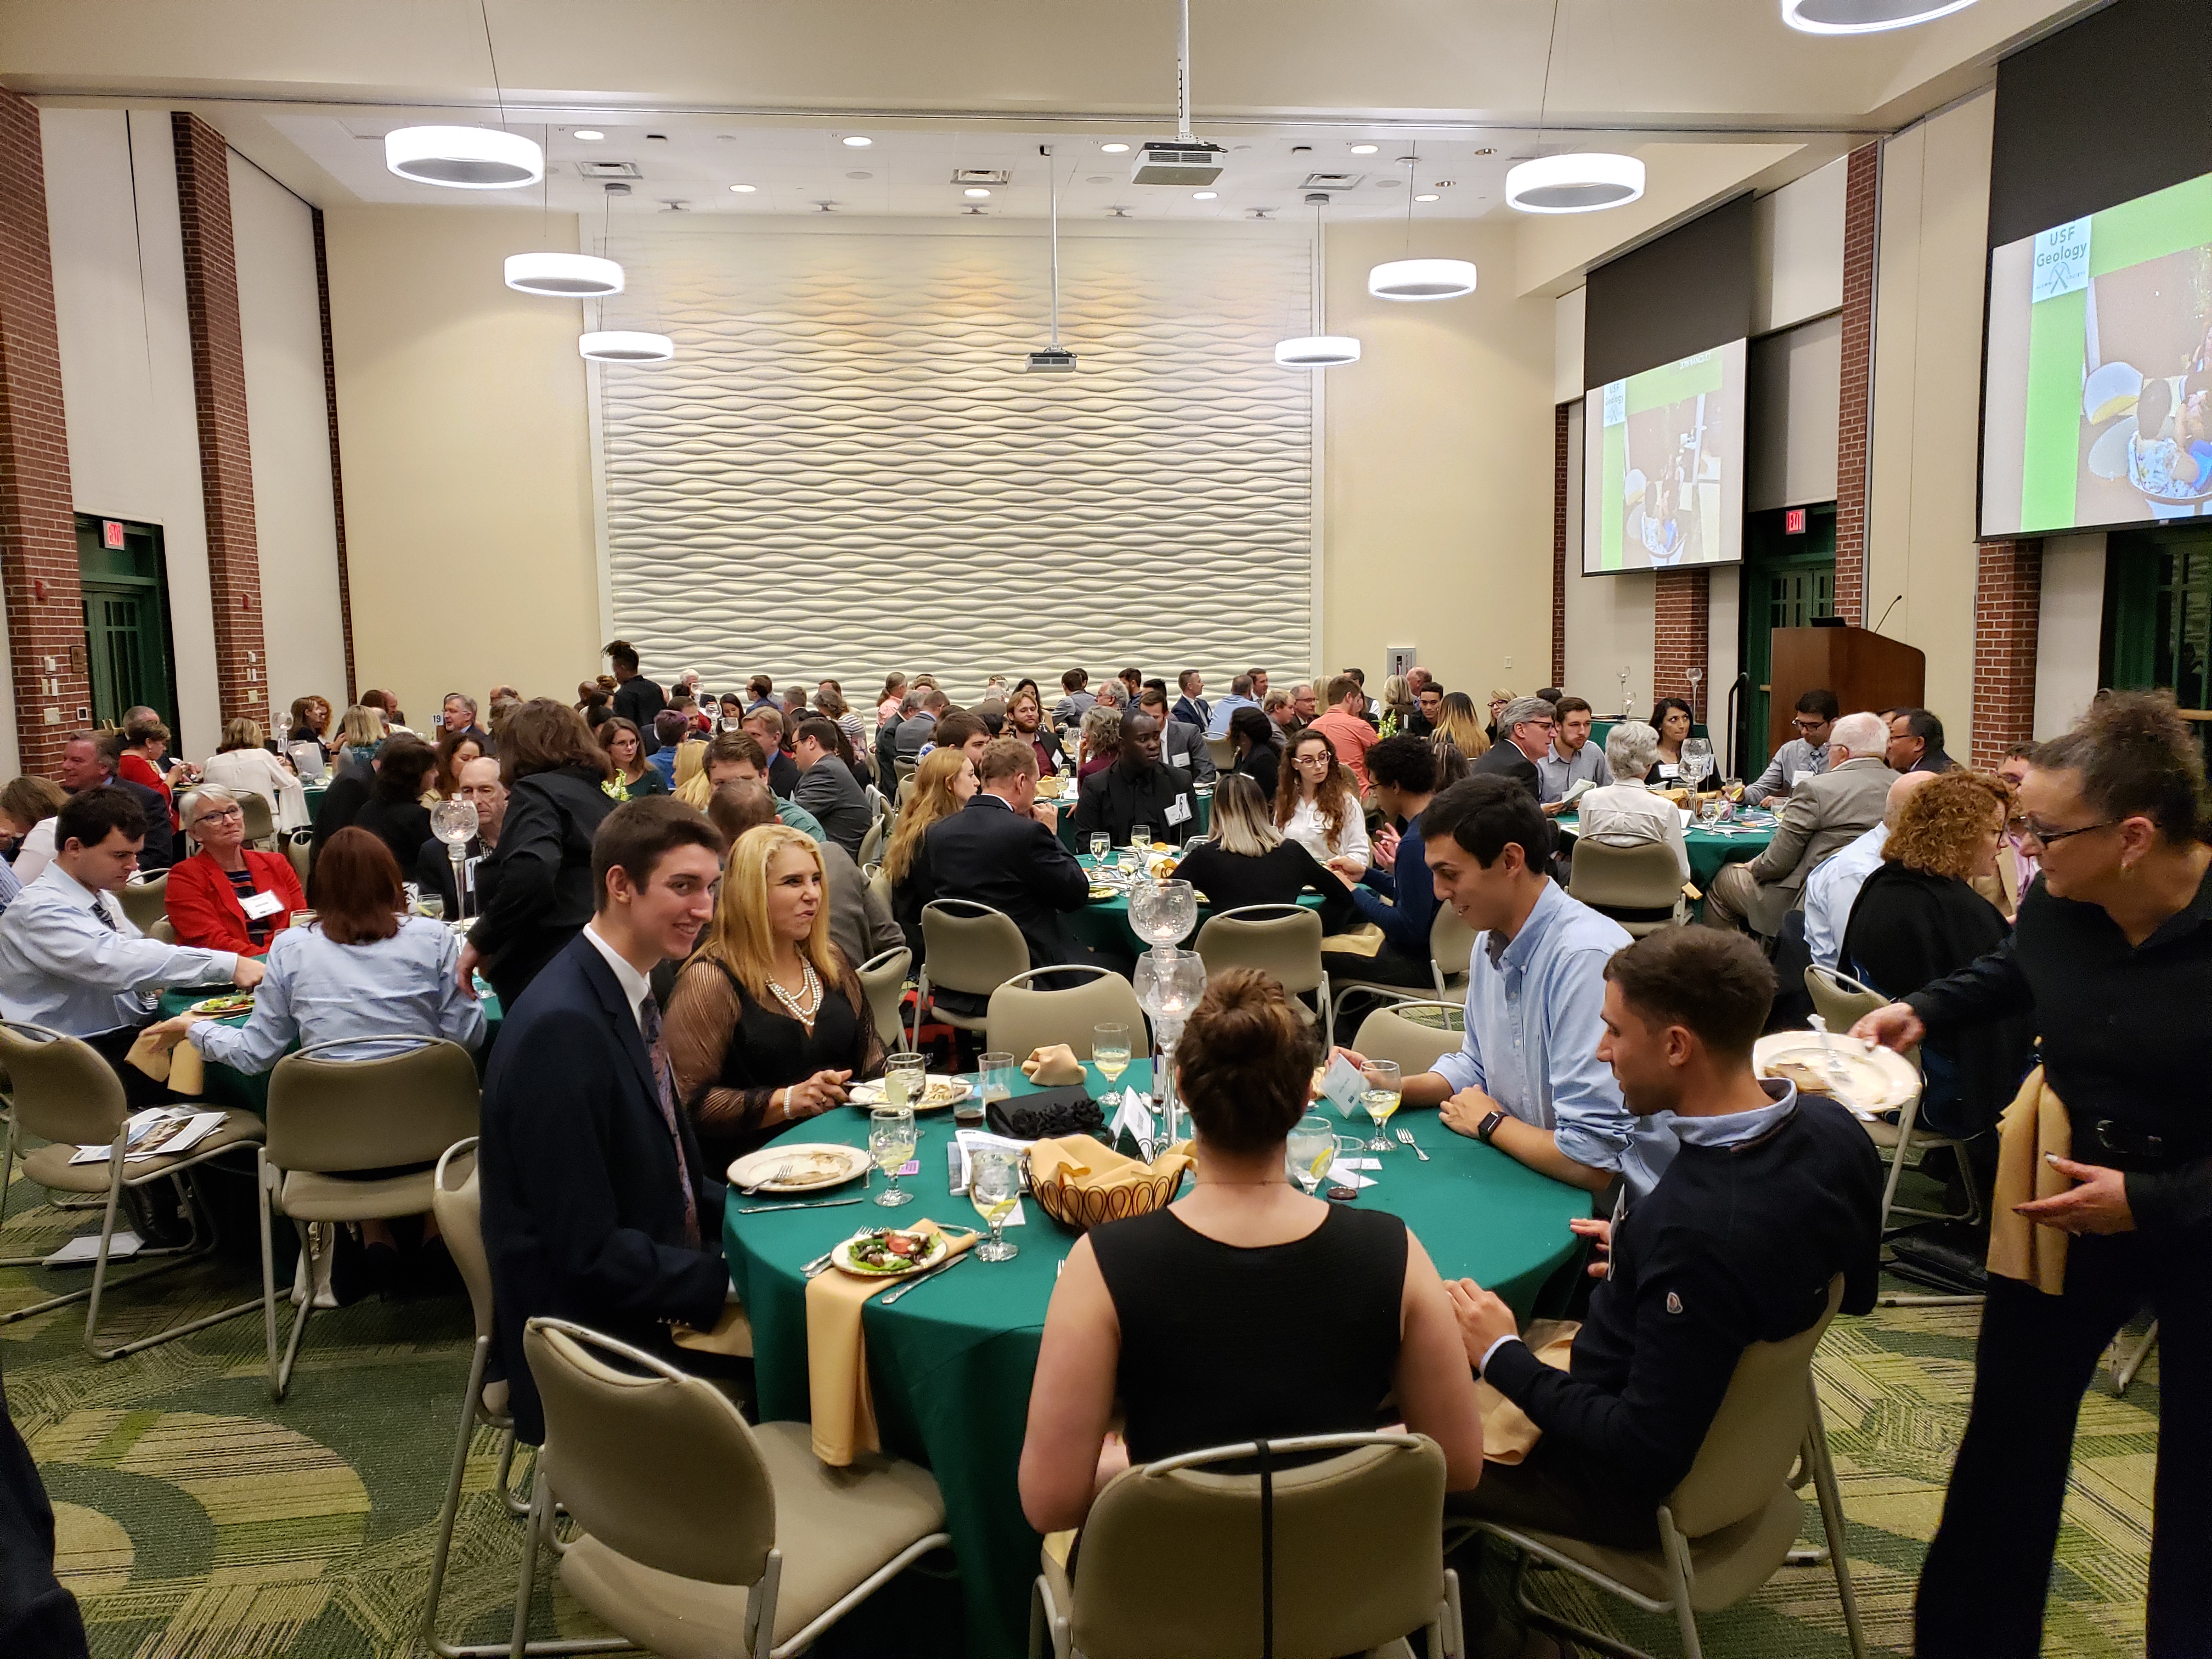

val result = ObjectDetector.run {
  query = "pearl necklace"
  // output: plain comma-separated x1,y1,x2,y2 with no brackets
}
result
768,960,823,1026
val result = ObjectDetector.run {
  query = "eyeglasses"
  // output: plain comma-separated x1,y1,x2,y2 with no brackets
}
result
194,806,244,826
1790,716,1828,733
1294,752,1332,766
2021,819,2114,848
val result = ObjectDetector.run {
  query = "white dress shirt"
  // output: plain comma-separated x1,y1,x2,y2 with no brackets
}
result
13,818,57,884
201,747,311,831
1280,795,1372,872
1800,824,1889,973
583,922,654,1034
0,864,236,1036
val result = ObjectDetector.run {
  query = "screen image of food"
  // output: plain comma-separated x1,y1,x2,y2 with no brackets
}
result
1582,338,1748,574
1982,171,2212,536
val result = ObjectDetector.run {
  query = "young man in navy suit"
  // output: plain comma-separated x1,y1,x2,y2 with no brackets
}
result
478,796,732,1443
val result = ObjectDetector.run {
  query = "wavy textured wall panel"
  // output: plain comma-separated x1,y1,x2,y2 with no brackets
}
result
594,223,1313,694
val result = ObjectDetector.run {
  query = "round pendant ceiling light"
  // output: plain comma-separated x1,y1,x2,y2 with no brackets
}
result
578,330,674,363
1505,152,1645,214
1274,336,1362,368
384,125,543,189
1367,258,1478,301
504,252,625,297
1782,0,1976,30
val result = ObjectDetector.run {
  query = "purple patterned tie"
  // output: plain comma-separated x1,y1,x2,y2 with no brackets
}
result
637,992,701,1248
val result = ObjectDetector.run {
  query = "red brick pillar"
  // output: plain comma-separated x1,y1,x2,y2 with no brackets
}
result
1551,403,1569,688
0,88,91,776
1971,539,2042,768
172,111,268,725
1833,142,1879,627
1653,568,1710,713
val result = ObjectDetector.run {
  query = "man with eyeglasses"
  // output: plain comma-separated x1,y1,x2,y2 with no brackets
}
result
1706,711,1895,938
1743,689,1839,805
1471,697,1554,803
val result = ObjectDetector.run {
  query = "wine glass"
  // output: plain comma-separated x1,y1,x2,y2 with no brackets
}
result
1286,1113,1338,1194
1088,831,1110,864
1361,1060,1402,1153
1130,821,1153,851
1092,1023,1131,1108
1680,738,1714,821
883,1053,926,1110
969,1150,1020,1262
431,798,479,918
868,1106,917,1207
1135,948,1208,1144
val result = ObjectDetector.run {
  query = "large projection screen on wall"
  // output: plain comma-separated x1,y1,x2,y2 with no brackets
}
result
1582,338,1748,573
1982,171,2212,538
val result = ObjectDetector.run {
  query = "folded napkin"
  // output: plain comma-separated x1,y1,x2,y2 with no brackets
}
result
1988,1065,2071,1297
806,1218,978,1466
672,1300,755,1358
1022,1044,1087,1087
1319,921,1387,957
1475,1319,1578,1464
125,1029,205,1097
1028,1134,1192,1192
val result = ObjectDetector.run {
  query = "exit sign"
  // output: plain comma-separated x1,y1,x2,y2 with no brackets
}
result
102,520,125,549
1784,507,1807,535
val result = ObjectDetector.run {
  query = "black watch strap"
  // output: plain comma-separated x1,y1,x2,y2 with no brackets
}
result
1477,1109,1508,1145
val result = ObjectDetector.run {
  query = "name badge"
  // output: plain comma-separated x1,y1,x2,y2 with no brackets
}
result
1170,749,1192,768
240,889,286,921
1165,795,1192,826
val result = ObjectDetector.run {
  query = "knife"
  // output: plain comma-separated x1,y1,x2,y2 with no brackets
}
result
879,1248,974,1305
737,1197,864,1215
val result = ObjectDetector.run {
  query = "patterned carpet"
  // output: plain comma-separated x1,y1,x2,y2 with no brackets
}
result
1,1151,2158,1658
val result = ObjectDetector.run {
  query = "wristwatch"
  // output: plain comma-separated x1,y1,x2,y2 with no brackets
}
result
1476,1109,1508,1145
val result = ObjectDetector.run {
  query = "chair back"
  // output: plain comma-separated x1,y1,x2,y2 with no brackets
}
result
857,816,887,870
1430,902,1476,984
285,832,312,889
238,791,277,845
1566,839,1683,916
987,967,1148,1060
430,1138,490,1342
265,1037,480,1174
1665,1276,1845,1538
117,873,168,933
1194,905,1323,996
855,946,912,1049
1071,1434,1447,1659
1351,1001,1466,1077
1803,966,1887,1034
919,900,1029,998
1205,736,1237,772
524,1319,775,1588
0,1022,127,1148
148,917,177,945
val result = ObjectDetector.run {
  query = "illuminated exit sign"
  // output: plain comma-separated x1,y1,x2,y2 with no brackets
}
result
103,520,125,548
1784,507,1807,535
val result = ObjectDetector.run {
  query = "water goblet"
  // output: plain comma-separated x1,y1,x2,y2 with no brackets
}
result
969,1150,1021,1262
1130,822,1153,851
868,1105,917,1207
1088,832,1111,864
1092,1024,1131,1107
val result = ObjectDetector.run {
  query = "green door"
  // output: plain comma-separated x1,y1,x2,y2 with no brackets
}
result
1737,504,1837,779
2102,524,2212,765
75,516,179,738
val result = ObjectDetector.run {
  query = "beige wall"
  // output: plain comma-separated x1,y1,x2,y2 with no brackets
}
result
1322,217,1556,701
1866,91,1995,753
321,206,600,723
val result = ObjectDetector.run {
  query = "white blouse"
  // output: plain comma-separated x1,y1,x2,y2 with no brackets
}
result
1280,793,1371,872
201,747,310,831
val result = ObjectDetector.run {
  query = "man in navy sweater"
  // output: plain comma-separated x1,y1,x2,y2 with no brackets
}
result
1445,924,1882,1551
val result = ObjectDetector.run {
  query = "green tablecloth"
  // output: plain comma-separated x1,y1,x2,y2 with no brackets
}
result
1554,809,1776,891
722,1057,1587,1659
1060,851,1326,956
302,781,328,820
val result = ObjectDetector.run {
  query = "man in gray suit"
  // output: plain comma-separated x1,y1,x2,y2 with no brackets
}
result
1705,711,1897,937
1138,686,1217,784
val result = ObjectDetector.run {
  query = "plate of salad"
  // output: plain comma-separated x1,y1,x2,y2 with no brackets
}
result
831,1227,949,1279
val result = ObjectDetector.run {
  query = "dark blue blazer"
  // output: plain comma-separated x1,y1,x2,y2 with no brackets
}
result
479,931,729,1443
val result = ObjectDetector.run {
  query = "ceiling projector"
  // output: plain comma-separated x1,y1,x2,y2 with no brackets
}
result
1023,346,1077,373
1131,142,1226,185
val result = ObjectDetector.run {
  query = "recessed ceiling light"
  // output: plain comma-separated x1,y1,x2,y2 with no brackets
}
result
730,183,755,193
1193,190,1217,200
847,171,873,179
964,187,991,198
1350,143,1380,155
1415,193,1440,202
1101,142,1130,154
841,134,872,148
574,130,605,142
1087,176,1110,184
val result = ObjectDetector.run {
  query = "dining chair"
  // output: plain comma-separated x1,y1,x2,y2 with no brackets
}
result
420,1139,628,1659
1457,1278,1867,1659
1566,839,1688,935
258,1036,481,1398
1194,904,1332,1048
1203,735,1236,773
857,816,887,871
515,1317,952,1659
986,966,1149,1063
238,789,278,848
913,900,1029,1049
1350,1000,1468,1079
285,831,313,890
855,946,913,1053
1031,1431,1462,1659
117,872,168,933
1428,902,1477,998
0,1020,266,1359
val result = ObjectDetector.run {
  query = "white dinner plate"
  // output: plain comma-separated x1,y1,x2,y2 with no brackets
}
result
1753,1032,1920,1120
847,1076,974,1111
831,1228,951,1279
726,1143,871,1194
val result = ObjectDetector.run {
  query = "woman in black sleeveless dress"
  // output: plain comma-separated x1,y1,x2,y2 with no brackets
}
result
1019,967,1483,1532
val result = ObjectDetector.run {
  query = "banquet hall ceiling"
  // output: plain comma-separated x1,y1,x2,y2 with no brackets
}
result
1,0,2100,222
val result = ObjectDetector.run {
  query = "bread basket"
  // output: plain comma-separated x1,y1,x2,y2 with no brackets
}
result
1024,1136,1192,1232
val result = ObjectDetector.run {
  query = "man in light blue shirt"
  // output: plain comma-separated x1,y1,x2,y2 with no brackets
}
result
1346,774,1674,1199
1799,769,1934,973
1203,674,1260,739
1533,696,1613,808
1742,690,1837,805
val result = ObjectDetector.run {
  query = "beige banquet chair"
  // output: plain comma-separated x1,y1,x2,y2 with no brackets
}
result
1194,903,1332,1047
1351,999,1468,1079
1204,735,1237,774
1031,1431,1463,1659
855,946,912,1053
0,1020,264,1359
1567,839,1689,936
857,816,887,871
117,871,168,933
1332,904,1477,1018
987,966,1149,1062
513,1317,952,1659
1460,1278,1867,1659
913,900,1029,1048
237,789,278,848
286,831,313,891
258,1035,481,1398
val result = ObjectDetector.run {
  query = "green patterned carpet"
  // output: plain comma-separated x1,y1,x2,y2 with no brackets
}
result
2,1154,2158,1658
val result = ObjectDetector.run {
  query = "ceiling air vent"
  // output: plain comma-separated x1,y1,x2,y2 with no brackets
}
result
1301,173,1364,191
951,168,1012,186
1132,142,1226,185
577,160,642,179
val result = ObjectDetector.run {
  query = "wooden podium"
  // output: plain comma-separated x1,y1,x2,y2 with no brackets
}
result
1768,626,1925,755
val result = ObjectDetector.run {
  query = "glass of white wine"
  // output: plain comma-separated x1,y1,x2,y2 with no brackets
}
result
869,1105,917,1207
1361,1060,1402,1153
1092,1023,1131,1109
883,1053,926,1110
970,1149,1020,1262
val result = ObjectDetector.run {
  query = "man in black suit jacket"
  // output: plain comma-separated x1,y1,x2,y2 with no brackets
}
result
478,797,732,1444
1470,696,1552,802
1071,715,1198,847
921,737,1090,976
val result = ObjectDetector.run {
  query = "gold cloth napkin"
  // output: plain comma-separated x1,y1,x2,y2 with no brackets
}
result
1022,1045,1086,1087
1476,1320,1578,1464
672,1301,754,1358
1988,1065,2072,1297
806,1218,978,1466
1319,921,1386,957
125,1029,205,1097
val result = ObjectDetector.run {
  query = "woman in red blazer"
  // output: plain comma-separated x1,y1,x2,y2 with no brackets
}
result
166,785,306,955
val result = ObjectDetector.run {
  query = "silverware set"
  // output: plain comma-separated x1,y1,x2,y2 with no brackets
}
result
737,1197,864,1216
1395,1127,1430,1161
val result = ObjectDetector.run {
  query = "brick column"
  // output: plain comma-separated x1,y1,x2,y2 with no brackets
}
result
311,208,358,703
1551,403,1568,687
0,88,90,776
1971,538,2042,768
1654,568,1710,712
1833,141,1879,627
172,111,267,724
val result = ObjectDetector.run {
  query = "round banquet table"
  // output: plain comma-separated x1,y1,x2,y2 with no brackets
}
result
1554,808,1777,892
1060,851,1328,956
723,1057,1589,1659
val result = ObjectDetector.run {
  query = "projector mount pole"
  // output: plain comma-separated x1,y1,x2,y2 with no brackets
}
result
1045,145,1061,349
1176,0,1194,144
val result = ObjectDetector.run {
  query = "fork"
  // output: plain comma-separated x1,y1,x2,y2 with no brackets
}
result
803,1228,882,1279
1395,1126,1431,1162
